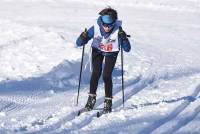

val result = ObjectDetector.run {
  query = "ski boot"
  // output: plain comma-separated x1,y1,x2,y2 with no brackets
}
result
103,97,112,114
85,94,96,111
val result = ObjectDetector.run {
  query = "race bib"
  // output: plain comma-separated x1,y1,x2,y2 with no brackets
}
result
98,43,113,52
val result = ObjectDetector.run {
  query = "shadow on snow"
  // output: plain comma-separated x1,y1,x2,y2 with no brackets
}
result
0,57,123,93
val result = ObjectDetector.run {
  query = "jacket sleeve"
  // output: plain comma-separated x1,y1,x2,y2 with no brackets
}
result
119,37,131,52
76,26,94,47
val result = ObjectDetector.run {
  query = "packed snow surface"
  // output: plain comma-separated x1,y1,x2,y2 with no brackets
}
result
0,0,200,133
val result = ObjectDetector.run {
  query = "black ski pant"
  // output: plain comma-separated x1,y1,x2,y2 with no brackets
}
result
90,48,118,98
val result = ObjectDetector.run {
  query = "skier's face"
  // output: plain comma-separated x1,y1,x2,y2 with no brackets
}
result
103,25,112,32
102,23,114,33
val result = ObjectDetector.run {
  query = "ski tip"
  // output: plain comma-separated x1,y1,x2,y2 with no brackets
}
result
77,111,81,116
97,112,100,118
97,112,101,118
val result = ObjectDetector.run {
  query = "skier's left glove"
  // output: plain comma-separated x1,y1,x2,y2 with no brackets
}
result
118,29,128,40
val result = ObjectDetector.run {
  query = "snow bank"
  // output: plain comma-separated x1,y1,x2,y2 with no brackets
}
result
0,20,81,81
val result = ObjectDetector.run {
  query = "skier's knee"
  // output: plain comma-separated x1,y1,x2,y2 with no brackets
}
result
92,70,101,79
103,74,111,82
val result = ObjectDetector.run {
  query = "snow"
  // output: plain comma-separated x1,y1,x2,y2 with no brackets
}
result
0,0,200,133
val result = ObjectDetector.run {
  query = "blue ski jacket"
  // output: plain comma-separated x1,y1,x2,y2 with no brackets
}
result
76,17,131,56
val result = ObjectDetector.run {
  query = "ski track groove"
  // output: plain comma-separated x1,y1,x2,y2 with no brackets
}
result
0,100,8,112
0,101,24,113
3,69,200,133
138,84,200,134
72,72,200,134
160,85,200,134
29,69,200,133
31,76,142,134
165,105,200,134
57,76,159,133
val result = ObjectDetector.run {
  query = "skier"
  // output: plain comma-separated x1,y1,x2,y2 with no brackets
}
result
76,7,131,114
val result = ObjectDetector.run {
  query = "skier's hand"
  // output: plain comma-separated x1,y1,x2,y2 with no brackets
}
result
118,27,130,41
80,28,88,44
118,30,127,40
118,26,129,40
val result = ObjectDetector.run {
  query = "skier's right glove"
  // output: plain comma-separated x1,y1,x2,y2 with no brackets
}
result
80,28,89,44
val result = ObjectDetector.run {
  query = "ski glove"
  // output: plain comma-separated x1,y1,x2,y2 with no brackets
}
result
80,28,89,44
118,29,128,40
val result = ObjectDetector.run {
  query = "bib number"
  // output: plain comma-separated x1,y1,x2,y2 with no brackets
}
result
99,43,113,52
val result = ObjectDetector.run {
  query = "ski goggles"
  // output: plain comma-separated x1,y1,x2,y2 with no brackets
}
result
102,22,115,28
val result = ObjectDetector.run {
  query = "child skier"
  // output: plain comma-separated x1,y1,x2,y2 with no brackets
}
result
76,7,131,114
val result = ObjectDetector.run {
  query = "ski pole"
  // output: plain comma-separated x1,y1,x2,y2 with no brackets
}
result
119,27,131,108
121,43,125,108
119,26,125,108
76,45,85,106
76,29,87,106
